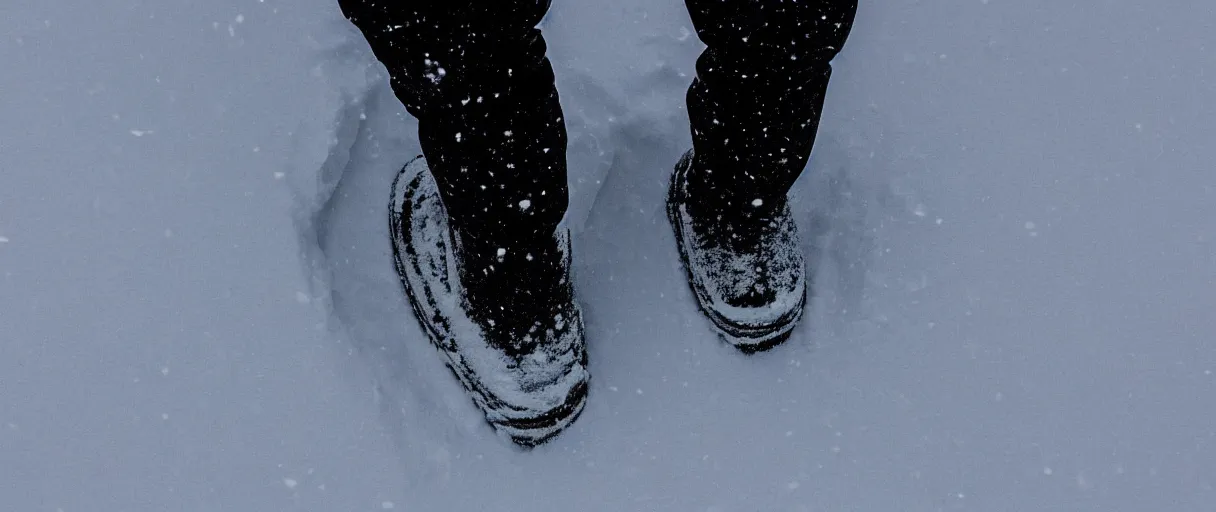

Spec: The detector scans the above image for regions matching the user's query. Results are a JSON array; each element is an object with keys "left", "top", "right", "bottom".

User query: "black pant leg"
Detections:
[
  {"left": 338, "top": 0, "right": 568, "bottom": 244},
  {"left": 683, "top": 0, "right": 857, "bottom": 213}
]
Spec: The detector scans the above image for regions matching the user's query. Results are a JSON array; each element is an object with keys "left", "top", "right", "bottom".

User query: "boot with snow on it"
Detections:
[
  {"left": 390, "top": 157, "right": 588, "bottom": 447},
  {"left": 667, "top": 150, "right": 807, "bottom": 352}
]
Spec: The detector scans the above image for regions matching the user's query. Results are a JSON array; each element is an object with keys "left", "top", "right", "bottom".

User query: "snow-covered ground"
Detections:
[{"left": 3, "top": 0, "right": 1214, "bottom": 510}]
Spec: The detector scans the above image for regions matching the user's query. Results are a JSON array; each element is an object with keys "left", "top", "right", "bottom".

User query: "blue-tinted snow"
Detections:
[{"left": 2, "top": 1, "right": 1214, "bottom": 510}]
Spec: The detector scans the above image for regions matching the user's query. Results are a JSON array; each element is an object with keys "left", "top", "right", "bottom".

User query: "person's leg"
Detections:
[
  {"left": 683, "top": 0, "right": 857, "bottom": 215},
  {"left": 339, "top": 0, "right": 586, "bottom": 446},
  {"left": 670, "top": 0, "right": 858, "bottom": 350},
  {"left": 338, "top": 0, "right": 568, "bottom": 245}
]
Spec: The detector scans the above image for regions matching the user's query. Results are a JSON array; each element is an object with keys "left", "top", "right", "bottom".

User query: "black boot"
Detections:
[
  {"left": 667, "top": 151, "right": 807, "bottom": 351},
  {"left": 390, "top": 157, "right": 587, "bottom": 446}
]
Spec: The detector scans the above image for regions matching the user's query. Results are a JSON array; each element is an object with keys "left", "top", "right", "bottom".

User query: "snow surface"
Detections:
[{"left": 3, "top": 0, "right": 1215, "bottom": 510}]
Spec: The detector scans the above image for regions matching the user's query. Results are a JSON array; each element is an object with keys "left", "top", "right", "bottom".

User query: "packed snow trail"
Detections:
[{"left": 3, "top": 0, "right": 1216, "bottom": 511}]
